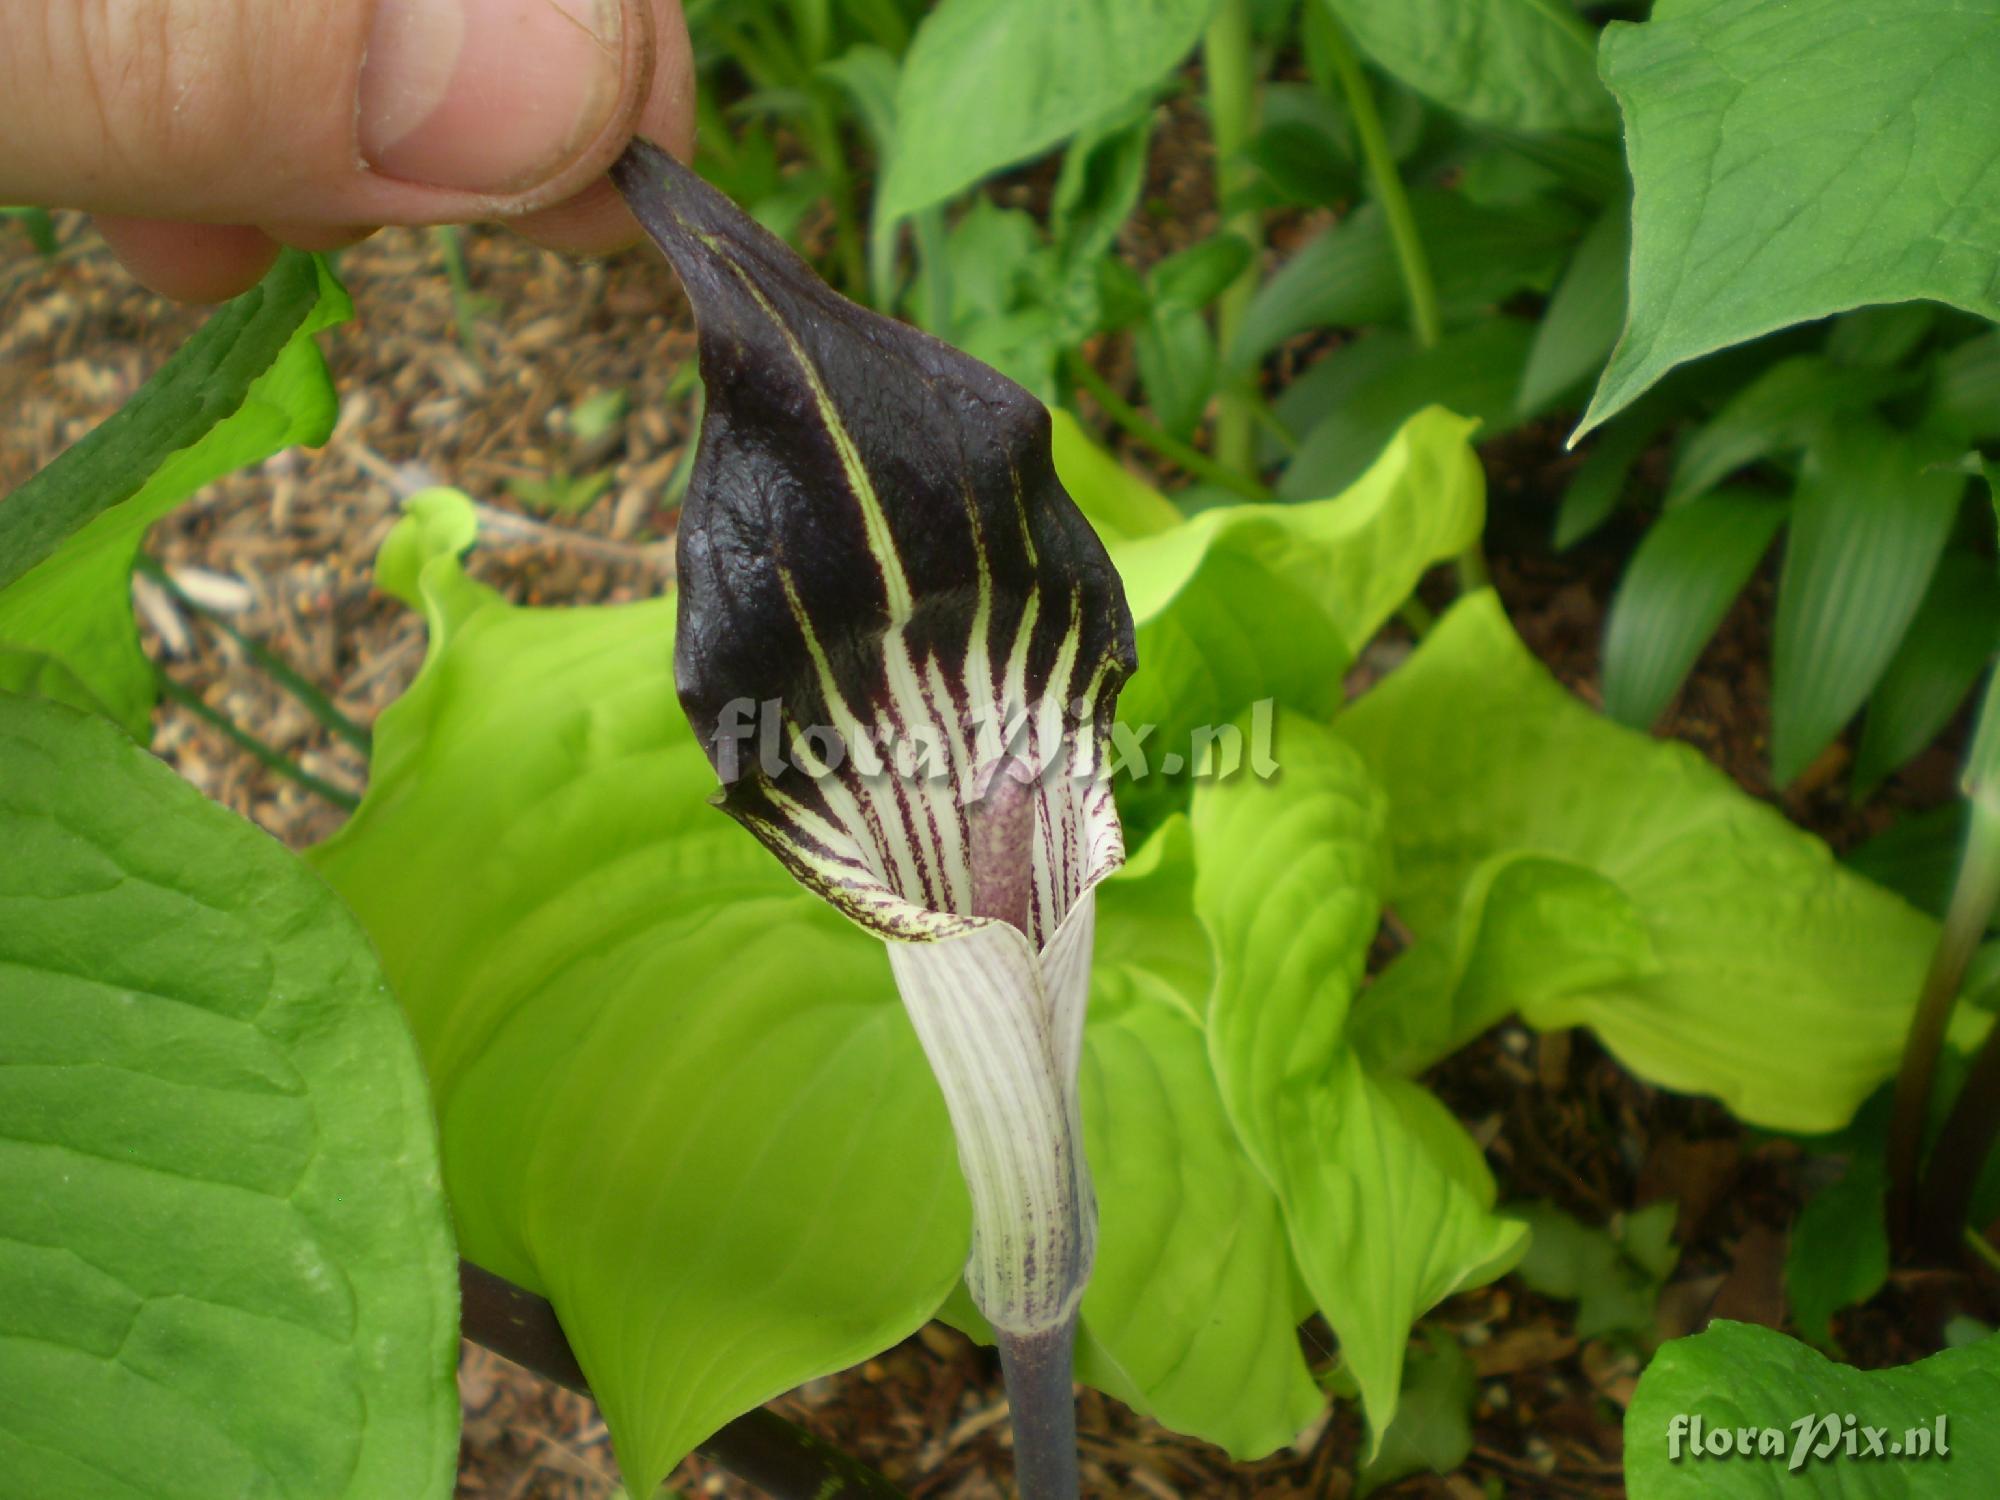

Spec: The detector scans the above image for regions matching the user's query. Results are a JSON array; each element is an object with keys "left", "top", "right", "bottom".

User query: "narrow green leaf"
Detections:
[
  {"left": 1241, "top": 85, "right": 1359, "bottom": 207},
  {"left": 1772, "top": 424, "right": 1964, "bottom": 785},
  {"left": 1844, "top": 803, "right": 1975, "bottom": 923},
  {"left": 1518, "top": 203, "right": 1629, "bottom": 415},
  {"left": 0, "top": 253, "right": 348, "bottom": 733},
  {"left": 1356, "top": 1334, "right": 1476, "bottom": 1498},
  {"left": 1626, "top": 1322, "right": 2000, "bottom": 1496},
  {"left": 1554, "top": 394, "right": 1675, "bottom": 550},
  {"left": 1665, "top": 355, "right": 1909, "bottom": 508},
  {"left": 1134, "top": 301, "right": 1219, "bottom": 440},
  {"left": 1280, "top": 319, "right": 1537, "bottom": 500},
  {"left": 1854, "top": 552, "right": 2000, "bottom": 796},
  {"left": 1581, "top": 0, "right": 2000, "bottom": 435},
  {"left": 1338, "top": 592, "right": 1942, "bottom": 1132},
  {"left": 1233, "top": 191, "right": 1581, "bottom": 367},
  {"left": 1321, "top": 0, "right": 1613, "bottom": 134},
  {"left": 880, "top": 0, "right": 1218, "bottom": 220},
  {"left": 0, "top": 694, "right": 457, "bottom": 1500},
  {"left": 1602, "top": 487, "right": 1787, "bottom": 728},
  {"left": 1149, "top": 233, "right": 1256, "bottom": 309},
  {"left": 1929, "top": 329, "right": 2000, "bottom": 443}
]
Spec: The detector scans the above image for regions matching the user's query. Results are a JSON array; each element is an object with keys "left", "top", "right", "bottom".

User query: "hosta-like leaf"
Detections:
[
  {"left": 1, "top": 694, "right": 457, "bottom": 1500},
  {"left": 1339, "top": 591, "right": 1943, "bottom": 1132},
  {"left": 313, "top": 493, "right": 967, "bottom": 1497},
  {"left": 1580, "top": 0, "right": 2000, "bottom": 434},
  {"left": 0, "top": 253, "right": 347, "bottom": 733},
  {"left": 1602, "top": 487, "right": 1787, "bottom": 728},
  {"left": 1772, "top": 422, "right": 1963, "bottom": 785}
]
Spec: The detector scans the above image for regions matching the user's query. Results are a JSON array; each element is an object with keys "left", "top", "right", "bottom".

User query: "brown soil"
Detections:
[{"left": 2, "top": 190, "right": 1990, "bottom": 1500}]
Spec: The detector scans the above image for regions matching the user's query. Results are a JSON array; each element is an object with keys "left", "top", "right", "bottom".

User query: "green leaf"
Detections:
[
  {"left": 1626, "top": 1321, "right": 1999, "bottom": 1496},
  {"left": 1665, "top": 355, "right": 1910, "bottom": 508},
  {"left": 1771, "top": 423, "right": 1964, "bottom": 785},
  {"left": 1149, "top": 232, "right": 1256, "bottom": 309},
  {"left": 0, "top": 253, "right": 348, "bottom": 733},
  {"left": 1048, "top": 409, "right": 1182, "bottom": 542},
  {"left": 1602, "top": 487, "right": 1787, "bottom": 728},
  {"left": 1854, "top": 551, "right": 2000, "bottom": 797},
  {"left": 1337, "top": 591, "right": 1940, "bottom": 1132},
  {"left": 1518, "top": 203, "right": 1629, "bottom": 415},
  {"left": 0, "top": 694, "right": 456, "bottom": 1499},
  {"left": 1241, "top": 85, "right": 1359, "bottom": 208},
  {"left": 1135, "top": 301, "right": 1219, "bottom": 439},
  {"left": 1233, "top": 191, "right": 1582, "bottom": 367},
  {"left": 1510, "top": 1200, "right": 1679, "bottom": 1342},
  {"left": 880, "top": 0, "right": 1217, "bottom": 220},
  {"left": 1554, "top": 395, "right": 1674, "bottom": 550},
  {"left": 1930, "top": 330, "right": 2000, "bottom": 443},
  {"left": 1356, "top": 1333, "right": 1477, "bottom": 1498},
  {"left": 1324, "top": 0, "right": 1612, "bottom": 133},
  {"left": 1279, "top": 319, "right": 1537, "bottom": 500},
  {"left": 1580, "top": 0, "right": 2000, "bottom": 435},
  {"left": 1192, "top": 715, "right": 1525, "bottom": 1447},
  {"left": 1844, "top": 804, "right": 1973, "bottom": 923},
  {"left": 1785, "top": 1158, "right": 1889, "bottom": 1351},
  {"left": 312, "top": 495, "right": 968, "bottom": 1498}
]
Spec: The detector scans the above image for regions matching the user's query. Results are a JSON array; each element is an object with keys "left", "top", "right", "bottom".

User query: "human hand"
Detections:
[{"left": 1, "top": 0, "right": 694, "bottom": 301}]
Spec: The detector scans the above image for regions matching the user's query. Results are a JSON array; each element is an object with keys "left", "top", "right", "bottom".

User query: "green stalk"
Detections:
[
  {"left": 156, "top": 672, "right": 360, "bottom": 811},
  {"left": 1068, "top": 353, "right": 1273, "bottom": 502},
  {"left": 1202, "top": 0, "right": 1262, "bottom": 476},
  {"left": 1313, "top": 13, "right": 1440, "bottom": 350},
  {"left": 136, "top": 555, "right": 370, "bottom": 752},
  {"left": 432, "top": 226, "right": 488, "bottom": 371}
]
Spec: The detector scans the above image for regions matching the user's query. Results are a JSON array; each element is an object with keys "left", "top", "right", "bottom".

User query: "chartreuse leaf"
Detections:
[
  {"left": 1602, "top": 487, "right": 1787, "bottom": 728},
  {"left": 1626, "top": 1321, "right": 2000, "bottom": 1496},
  {"left": 880, "top": 0, "right": 1218, "bottom": 221},
  {"left": 312, "top": 492, "right": 968, "bottom": 1498},
  {"left": 1853, "top": 551, "right": 2000, "bottom": 797},
  {"left": 0, "top": 694, "right": 456, "bottom": 1499},
  {"left": 1772, "top": 423, "right": 1964, "bottom": 785},
  {"left": 0, "top": 253, "right": 348, "bottom": 734},
  {"left": 1339, "top": 592, "right": 1941, "bottom": 1131},
  {"left": 1581, "top": 0, "right": 2000, "bottom": 435},
  {"left": 1191, "top": 714, "right": 1525, "bottom": 1448},
  {"left": 1321, "top": 0, "right": 1612, "bottom": 134}
]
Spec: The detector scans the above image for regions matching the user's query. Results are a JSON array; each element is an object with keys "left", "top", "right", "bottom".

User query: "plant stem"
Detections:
[
  {"left": 1891, "top": 794, "right": 2000, "bottom": 1251},
  {"left": 155, "top": 672, "right": 361, "bottom": 811},
  {"left": 1202, "top": 0, "right": 1262, "bottom": 475},
  {"left": 459, "top": 1261, "right": 910, "bottom": 1499},
  {"left": 1315, "top": 15, "right": 1440, "bottom": 351},
  {"left": 996, "top": 1320, "right": 1081, "bottom": 1500},
  {"left": 1067, "top": 353, "right": 1273, "bottom": 502},
  {"left": 432, "top": 226, "right": 487, "bottom": 371},
  {"left": 137, "top": 555, "right": 371, "bottom": 752}
]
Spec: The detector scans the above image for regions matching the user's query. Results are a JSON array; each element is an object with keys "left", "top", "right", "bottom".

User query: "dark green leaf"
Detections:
[
  {"left": 1510, "top": 1200, "right": 1679, "bottom": 1342},
  {"left": 1149, "top": 233, "right": 1256, "bottom": 309},
  {"left": 1930, "top": 330, "right": 2000, "bottom": 443},
  {"left": 1771, "top": 424, "right": 1964, "bottom": 785},
  {"left": 1666, "top": 355, "right": 1910, "bottom": 508},
  {"left": 1241, "top": 85, "right": 1358, "bottom": 207},
  {"left": 1827, "top": 302, "right": 1938, "bottom": 369},
  {"left": 1785, "top": 1159, "right": 1889, "bottom": 1350},
  {"left": 1602, "top": 488, "right": 1786, "bottom": 728},
  {"left": 1518, "top": 204, "right": 1628, "bottom": 415},
  {"left": 881, "top": 0, "right": 1215, "bottom": 219},
  {"left": 1279, "top": 319, "right": 1536, "bottom": 500},
  {"left": 1845, "top": 803, "right": 1973, "bottom": 922},
  {"left": 1233, "top": 191, "right": 1581, "bottom": 366},
  {"left": 1554, "top": 393, "right": 1677, "bottom": 550},
  {"left": 1626, "top": 1322, "right": 2000, "bottom": 1497},
  {"left": 0, "top": 695, "right": 457, "bottom": 1499},
  {"left": 1356, "top": 1333, "right": 1476, "bottom": 1497},
  {"left": 1581, "top": 0, "right": 2000, "bottom": 434},
  {"left": 0, "top": 251, "right": 341, "bottom": 593},
  {"left": 2, "top": 205, "right": 58, "bottom": 256},
  {"left": 1854, "top": 551, "right": 2000, "bottom": 796},
  {"left": 1135, "top": 302, "right": 1219, "bottom": 439}
]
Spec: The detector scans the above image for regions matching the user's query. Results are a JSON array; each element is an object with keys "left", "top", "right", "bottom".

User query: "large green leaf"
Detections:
[
  {"left": 0, "top": 694, "right": 456, "bottom": 1499},
  {"left": 0, "top": 253, "right": 348, "bottom": 734},
  {"left": 1771, "top": 423, "right": 1963, "bottom": 785},
  {"left": 1626, "top": 1321, "right": 2000, "bottom": 1496},
  {"left": 1581, "top": 0, "right": 2000, "bottom": 434},
  {"left": 1191, "top": 714, "right": 1525, "bottom": 1446},
  {"left": 1322, "top": 0, "right": 1612, "bottom": 134},
  {"left": 1602, "top": 487, "right": 1787, "bottom": 728},
  {"left": 1338, "top": 591, "right": 1941, "bottom": 1131},
  {"left": 880, "top": 0, "right": 1218, "bottom": 220}
]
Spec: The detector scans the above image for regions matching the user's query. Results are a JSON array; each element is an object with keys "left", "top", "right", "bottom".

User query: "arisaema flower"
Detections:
[{"left": 612, "top": 141, "right": 1136, "bottom": 1497}]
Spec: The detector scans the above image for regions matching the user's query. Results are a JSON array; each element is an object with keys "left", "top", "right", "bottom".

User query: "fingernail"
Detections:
[{"left": 360, "top": 0, "right": 623, "bottom": 196}]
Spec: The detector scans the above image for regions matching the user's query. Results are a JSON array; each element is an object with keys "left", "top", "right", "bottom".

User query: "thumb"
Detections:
[{"left": 2, "top": 0, "right": 654, "bottom": 224}]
